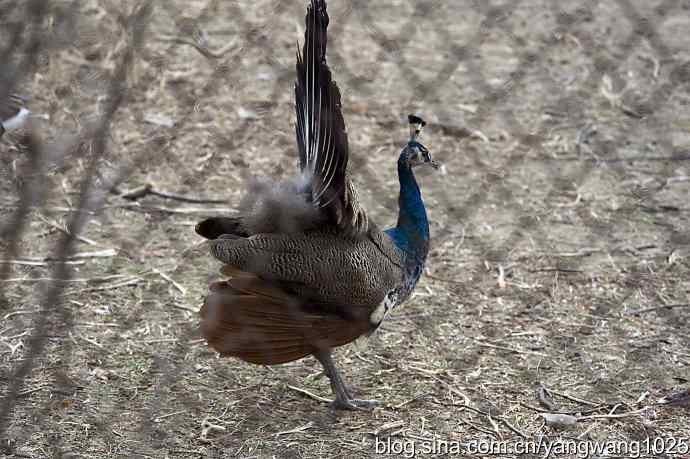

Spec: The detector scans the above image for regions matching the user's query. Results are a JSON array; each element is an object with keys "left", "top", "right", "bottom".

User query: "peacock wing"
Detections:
[{"left": 295, "top": 0, "right": 368, "bottom": 236}]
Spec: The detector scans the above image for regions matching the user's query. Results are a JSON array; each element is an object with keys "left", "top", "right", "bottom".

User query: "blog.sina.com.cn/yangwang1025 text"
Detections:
[{"left": 374, "top": 436, "right": 690, "bottom": 458}]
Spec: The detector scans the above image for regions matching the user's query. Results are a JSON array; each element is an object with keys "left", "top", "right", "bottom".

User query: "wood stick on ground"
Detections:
[
  {"left": 2, "top": 274, "right": 129, "bottom": 283},
  {"left": 624, "top": 303, "right": 690, "bottom": 315},
  {"left": 372, "top": 420, "right": 405, "bottom": 436},
  {"left": 0, "top": 260, "right": 85, "bottom": 267},
  {"left": 120, "top": 183, "right": 227, "bottom": 204},
  {"left": 458, "top": 417, "right": 497, "bottom": 437},
  {"left": 499, "top": 418, "right": 528, "bottom": 439},
  {"left": 153, "top": 268, "right": 187, "bottom": 295},
  {"left": 519, "top": 402, "right": 610, "bottom": 416},
  {"left": 78, "top": 277, "right": 142, "bottom": 293},
  {"left": 472, "top": 338, "right": 548, "bottom": 357},
  {"left": 405, "top": 367, "right": 471, "bottom": 405},
  {"left": 286, "top": 385, "right": 332, "bottom": 403},
  {"left": 71, "top": 332, "right": 104, "bottom": 349},
  {"left": 536, "top": 384, "right": 559, "bottom": 411},
  {"left": 275, "top": 421, "right": 314, "bottom": 437},
  {"left": 4, "top": 249, "right": 116, "bottom": 262},
  {"left": 578, "top": 406, "right": 650, "bottom": 421},
  {"left": 36, "top": 214, "right": 100, "bottom": 246},
  {"left": 394, "top": 392, "right": 430, "bottom": 409},
  {"left": 546, "top": 388, "right": 600, "bottom": 406},
  {"left": 51, "top": 249, "right": 117, "bottom": 260},
  {"left": 487, "top": 415, "right": 503, "bottom": 440},
  {"left": 456, "top": 402, "right": 528, "bottom": 439},
  {"left": 158, "top": 36, "right": 238, "bottom": 60}
]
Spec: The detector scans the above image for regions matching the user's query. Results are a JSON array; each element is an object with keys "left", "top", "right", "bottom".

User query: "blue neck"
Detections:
[{"left": 385, "top": 158, "right": 430, "bottom": 264}]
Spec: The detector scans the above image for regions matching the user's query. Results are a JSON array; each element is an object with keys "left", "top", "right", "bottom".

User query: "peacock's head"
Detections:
[{"left": 399, "top": 114, "right": 439, "bottom": 169}]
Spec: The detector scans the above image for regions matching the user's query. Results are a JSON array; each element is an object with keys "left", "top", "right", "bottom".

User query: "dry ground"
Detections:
[{"left": 1, "top": 0, "right": 689, "bottom": 457}]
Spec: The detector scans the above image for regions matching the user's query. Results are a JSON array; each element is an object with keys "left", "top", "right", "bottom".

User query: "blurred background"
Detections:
[{"left": 0, "top": 0, "right": 688, "bottom": 457}]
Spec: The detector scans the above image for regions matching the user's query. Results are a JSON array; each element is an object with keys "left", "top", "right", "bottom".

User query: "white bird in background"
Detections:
[{"left": 0, "top": 94, "right": 30, "bottom": 138}]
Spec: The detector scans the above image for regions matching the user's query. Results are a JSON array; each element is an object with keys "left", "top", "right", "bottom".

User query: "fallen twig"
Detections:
[
  {"left": 159, "top": 36, "right": 238, "bottom": 59},
  {"left": 543, "top": 248, "right": 603, "bottom": 257},
  {"left": 200, "top": 416, "right": 226, "bottom": 441},
  {"left": 405, "top": 366, "right": 470, "bottom": 405},
  {"left": 78, "top": 277, "right": 142, "bottom": 293},
  {"left": 624, "top": 304, "right": 690, "bottom": 316},
  {"left": 120, "top": 183, "right": 227, "bottom": 204},
  {"left": 536, "top": 384, "right": 559, "bottom": 411},
  {"left": 394, "top": 393, "right": 430, "bottom": 409},
  {"left": 172, "top": 303, "right": 198, "bottom": 313},
  {"left": 153, "top": 268, "right": 186, "bottom": 295},
  {"left": 152, "top": 410, "right": 186, "bottom": 423},
  {"left": 546, "top": 388, "right": 600, "bottom": 406},
  {"left": 0, "top": 249, "right": 115, "bottom": 265},
  {"left": 36, "top": 214, "right": 100, "bottom": 246},
  {"left": 576, "top": 124, "right": 597, "bottom": 155},
  {"left": 0, "top": 260, "right": 85, "bottom": 267},
  {"left": 472, "top": 338, "right": 547, "bottom": 357},
  {"left": 578, "top": 406, "right": 650, "bottom": 420},
  {"left": 519, "top": 402, "right": 609, "bottom": 416},
  {"left": 372, "top": 420, "right": 405, "bottom": 436},
  {"left": 70, "top": 332, "right": 104, "bottom": 349},
  {"left": 286, "top": 384, "right": 331, "bottom": 404},
  {"left": 276, "top": 421, "right": 314, "bottom": 437},
  {"left": 2, "top": 274, "right": 128, "bottom": 283},
  {"left": 528, "top": 267, "right": 583, "bottom": 273},
  {"left": 432, "top": 397, "right": 528, "bottom": 439},
  {"left": 458, "top": 403, "right": 528, "bottom": 439},
  {"left": 458, "top": 417, "right": 497, "bottom": 436}
]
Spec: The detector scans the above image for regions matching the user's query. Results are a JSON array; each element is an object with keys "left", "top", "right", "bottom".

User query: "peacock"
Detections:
[
  {"left": 0, "top": 94, "right": 30, "bottom": 138},
  {"left": 195, "top": 0, "right": 438, "bottom": 410}
]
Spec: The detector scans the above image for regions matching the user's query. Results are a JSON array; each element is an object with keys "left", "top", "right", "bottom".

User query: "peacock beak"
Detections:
[{"left": 419, "top": 144, "right": 440, "bottom": 170}]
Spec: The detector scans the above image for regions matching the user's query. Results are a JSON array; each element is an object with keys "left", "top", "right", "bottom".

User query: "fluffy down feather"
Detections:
[{"left": 237, "top": 173, "right": 326, "bottom": 235}]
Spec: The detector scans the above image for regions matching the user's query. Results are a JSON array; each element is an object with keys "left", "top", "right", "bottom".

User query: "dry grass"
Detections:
[{"left": 1, "top": 0, "right": 689, "bottom": 457}]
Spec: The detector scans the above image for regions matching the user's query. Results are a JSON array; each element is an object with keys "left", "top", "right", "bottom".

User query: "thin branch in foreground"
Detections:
[{"left": 0, "top": 1, "right": 153, "bottom": 435}]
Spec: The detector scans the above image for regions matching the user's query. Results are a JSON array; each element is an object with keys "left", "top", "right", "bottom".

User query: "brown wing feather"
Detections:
[{"left": 200, "top": 273, "right": 371, "bottom": 365}]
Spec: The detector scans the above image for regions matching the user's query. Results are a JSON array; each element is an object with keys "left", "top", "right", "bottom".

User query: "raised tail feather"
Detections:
[{"left": 199, "top": 273, "right": 370, "bottom": 365}]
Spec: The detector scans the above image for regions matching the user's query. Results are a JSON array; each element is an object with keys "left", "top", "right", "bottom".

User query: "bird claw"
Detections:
[{"left": 331, "top": 398, "right": 378, "bottom": 411}]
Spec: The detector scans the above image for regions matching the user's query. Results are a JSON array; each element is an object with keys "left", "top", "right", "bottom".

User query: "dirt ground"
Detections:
[{"left": 1, "top": 0, "right": 689, "bottom": 457}]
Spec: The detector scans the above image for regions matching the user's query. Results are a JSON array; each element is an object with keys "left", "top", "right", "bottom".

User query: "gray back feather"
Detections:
[
  {"left": 210, "top": 229, "right": 403, "bottom": 310},
  {"left": 238, "top": 174, "right": 326, "bottom": 235}
]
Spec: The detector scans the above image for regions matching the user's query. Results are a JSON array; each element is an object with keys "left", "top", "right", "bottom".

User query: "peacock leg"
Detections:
[{"left": 314, "top": 349, "right": 377, "bottom": 411}]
